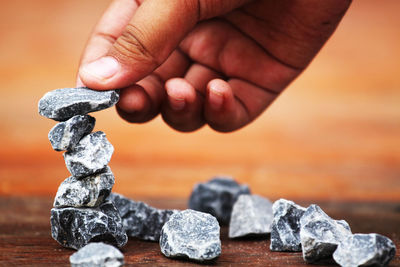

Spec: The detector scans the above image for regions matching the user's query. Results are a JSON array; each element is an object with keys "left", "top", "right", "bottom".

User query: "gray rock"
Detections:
[
  {"left": 188, "top": 176, "right": 251, "bottom": 224},
  {"left": 300, "top": 204, "right": 352, "bottom": 263},
  {"left": 333, "top": 233, "right": 396, "bottom": 267},
  {"left": 160, "top": 209, "right": 221, "bottom": 262},
  {"left": 270, "top": 199, "right": 306, "bottom": 252},
  {"left": 229, "top": 194, "right": 273, "bottom": 238},
  {"left": 51, "top": 201, "right": 127, "bottom": 250},
  {"left": 48, "top": 115, "right": 95, "bottom": 151},
  {"left": 70, "top": 242, "right": 124, "bottom": 267},
  {"left": 53, "top": 167, "right": 114, "bottom": 208},
  {"left": 38, "top": 87, "right": 119, "bottom": 121},
  {"left": 107, "top": 193, "right": 178, "bottom": 241},
  {"left": 64, "top": 131, "right": 113, "bottom": 178}
]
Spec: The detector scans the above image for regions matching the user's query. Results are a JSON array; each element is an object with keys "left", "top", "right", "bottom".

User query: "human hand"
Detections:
[{"left": 77, "top": 0, "right": 351, "bottom": 132}]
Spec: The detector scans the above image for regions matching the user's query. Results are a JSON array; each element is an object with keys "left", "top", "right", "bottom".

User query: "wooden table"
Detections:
[{"left": 0, "top": 197, "right": 399, "bottom": 266}]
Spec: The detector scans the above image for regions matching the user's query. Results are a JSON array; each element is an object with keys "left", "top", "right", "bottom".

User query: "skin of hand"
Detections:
[{"left": 77, "top": 0, "right": 351, "bottom": 132}]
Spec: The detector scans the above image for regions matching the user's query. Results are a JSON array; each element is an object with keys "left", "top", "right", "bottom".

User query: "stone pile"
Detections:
[{"left": 38, "top": 87, "right": 127, "bottom": 250}]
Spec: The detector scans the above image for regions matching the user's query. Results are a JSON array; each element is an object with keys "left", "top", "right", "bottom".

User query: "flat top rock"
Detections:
[
  {"left": 160, "top": 209, "right": 221, "bottom": 262},
  {"left": 70, "top": 242, "right": 124, "bottom": 267},
  {"left": 38, "top": 87, "right": 119, "bottom": 121},
  {"left": 229, "top": 194, "right": 273, "bottom": 238},
  {"left": 51, "top": 201, "right": 127, "bottom": 250},
  {"left": 333, "top": 233, "right": 396, "bottom": 267}
]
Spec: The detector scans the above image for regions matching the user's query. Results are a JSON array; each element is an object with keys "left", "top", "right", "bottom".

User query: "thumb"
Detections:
[{"left": 79, "top": 0, "right": 250, "bottom": 90}]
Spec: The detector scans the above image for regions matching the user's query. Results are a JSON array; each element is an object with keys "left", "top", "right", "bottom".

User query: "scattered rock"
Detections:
[
  {"left": 64, "top": 131, "right": 114, "bottom": 178},
  {"left": 53, "top": 167, "right": 114, "bottom": 208},
  {"left": 333, "top": 233, "right": 396, "bottom": 267},
  {"left": 38, "top": 87, "right": 119, "bottom": 121},
  {"left": 160, "top": 209, "right": 221, "bottom": 262},
  {"left": 300, "top": 204, "right": 352, "bottom": 263},
  {"left": 108, "top": 193, "right": 178, "bottom": 241},
  {"left": 229, "top": 194, "right": 273, "bottom": 238},
  {"left": 48, "top": 115, "right": 95, "bottom": 151},
  {"left": 51, "top": 201, "right": 127, "bottom": 250},
  {"left": 70, "top": 242, "right": 124, "bottom": 267},
  {"left": 188, "top": 176, "right": 250, "bottom": 224},
  {"left": 270, "top": 199, "right": 306, "bottom": 252}
]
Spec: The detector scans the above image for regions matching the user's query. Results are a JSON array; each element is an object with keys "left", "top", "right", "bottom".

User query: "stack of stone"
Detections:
[{"left": 38, "top": 87, "right": 127, "bottom": 250}]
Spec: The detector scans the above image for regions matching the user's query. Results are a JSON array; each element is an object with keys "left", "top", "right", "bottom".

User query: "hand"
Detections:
[{"left": 77, "top": 0, "right": 351, "bottom": 132}]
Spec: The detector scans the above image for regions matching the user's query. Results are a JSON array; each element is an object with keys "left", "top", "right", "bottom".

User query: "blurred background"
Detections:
[{"left": 0, "top": 0, "right": 399, "bottom": 202}]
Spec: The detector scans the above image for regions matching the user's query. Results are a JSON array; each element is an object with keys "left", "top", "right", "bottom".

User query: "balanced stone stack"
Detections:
[{"left": 38, "top": 87, "right": 127, "bottom": 250}]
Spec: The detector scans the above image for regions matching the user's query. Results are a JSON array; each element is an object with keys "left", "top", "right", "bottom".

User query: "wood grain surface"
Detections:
[
  {"left": 0, "top": 196, "right": 399, "bottom": 266},
  {"left": 0, "top": 1, "right": 399, "bottom": 201}
]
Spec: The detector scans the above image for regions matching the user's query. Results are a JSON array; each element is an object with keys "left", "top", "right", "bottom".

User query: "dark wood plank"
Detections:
[{"left": 0, "top": 197, "right": 399, "bottom": 266}]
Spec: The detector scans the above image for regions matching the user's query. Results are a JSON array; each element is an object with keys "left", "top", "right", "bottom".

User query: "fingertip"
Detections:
[
  {"left": 79, "top": 56, "right": 123, "bottom": 90},
  {"left": 165, "top": 78, "right": 196, "bottom": 111},
  {"left": 117, "top": 85, "right": 150, "bottom": 114},
  {"left": 207, "top": 79, "right": 233, "bottom": 111}
]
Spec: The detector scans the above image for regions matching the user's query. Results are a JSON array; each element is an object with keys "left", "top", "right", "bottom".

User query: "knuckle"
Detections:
[{"left": 113, "top": 24, "right": 159, "bottom": 67}]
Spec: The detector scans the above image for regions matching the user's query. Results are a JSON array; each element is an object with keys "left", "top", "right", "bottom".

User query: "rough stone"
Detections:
[
  {"left": 160, "top": 209, "right": 221, "bottom": 262},
  {"left": 300, "top": 204, "right": 352, "bottom": 263},
  {"left": 270, "top": 198, "right": 306, "bottom": 252},
  {"left": 38, "top": 87, "right": 119, "bottom": 121},
  {"left": 108, "top": 193, "right": 178, "bottom": 241},
  {"left": 229, "top": 194, "right": 273, "bottom": 238},
  {"left": 70, "top": 242, "right": 124, "bottom": 267},
  {"left": 48, "top": 115, "right": 95, "bottom": 151},
  {"left": 333, "top": 233, "right": 396, "bottom": 267},
  {"left": 53, "top": 167, "right": 114, "bottom": 208},
  {"left": 51, "top": 201, "right": 127, "bottom": 250},
  {"left": 188, "top": 176, "right": 251, "bottom": 224},
  {"left": 64, "top": 131, "right": 113, "bottom": 178}
]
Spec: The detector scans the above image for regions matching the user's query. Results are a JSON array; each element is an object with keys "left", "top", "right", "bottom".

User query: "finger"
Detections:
[
  {"left": 161, "top": 78, "right": 204, "bottom": 132},
  {"left": 184, "top": 63, "right": 223, "bottom": 96},
  {"left": 76, "top": 0, "right": 140, "bottom": 87},
  {"left": 117, "top": 50, "right": 190, "bottom": 123},
  {"left": 161, "top": 64, "right": 222, "bottom": 132},
  {"left": 117, "top": 74, "right": 164, "bottom": 123},
  {"left": 79, "top": 0, "right": 251, "bottom": 90},
  {"left": 180, "top": 20, "right": 300, "bottom": 92},
  {"left": 204, "top": 78, "right": 277, "bottom": 132}
]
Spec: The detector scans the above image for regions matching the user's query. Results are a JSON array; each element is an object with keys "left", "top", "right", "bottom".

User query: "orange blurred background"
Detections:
[{"left": 0, "top": 0, "right": 399, "bottom": 201}]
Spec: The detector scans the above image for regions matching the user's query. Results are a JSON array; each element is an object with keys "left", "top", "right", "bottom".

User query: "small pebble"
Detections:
[
  {"left": 333, "top": 233, "right": 396, "bottom": 267},
  {"left": 70, "top": 242, "right": 124, "bottom": 267},
  {"left": 48, "top": 115, "right": 95, "bottom": 151},
  {"left": 270, "top": 198, "right": 306, "bottom": 252},
  {"left": 38, "top": 87, "right": 119, "bottom": 121},
  {"left": 53, "top": 167, "right": 114, "bottom": 208},
  {"left": 64, "top": 131, "right": 113, "bottom": 178},
  {"left": 300, "top": 204, "right": 352, "bottom": 263},
  {"left": 229, "top": 194, "right": 273, "bottom": 238},
  {"left": 160, "top": 209, "right": 221, "bottom": 262},
  {"left": 188, "top": 176, "right": 250, "bottom": 224}
]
